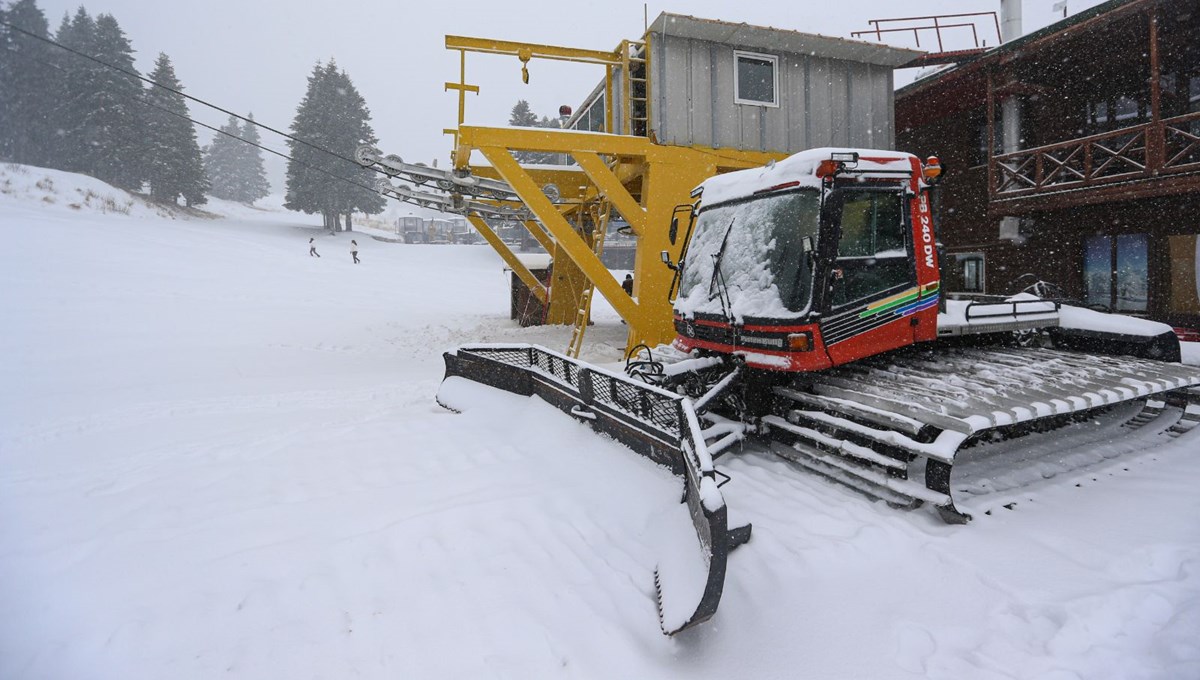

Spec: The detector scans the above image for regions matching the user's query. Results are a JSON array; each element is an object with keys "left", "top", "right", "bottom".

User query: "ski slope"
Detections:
[{"left": 2, "top": 165, "right": 1199, "bottom": 679}]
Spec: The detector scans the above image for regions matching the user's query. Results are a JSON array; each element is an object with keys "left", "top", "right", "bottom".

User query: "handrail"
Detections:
[
  {"left": 963, "top": 298, "right": 1060, "bottom": 321},
  {"left": 987, "top": 114, "right": 1200, "bottom": 198},
  {"left": 993, "top": 122, "right": 1150, "bottom": 160},
  {"left": 852, "top": 12, "right": 1000, "bottom": 52}
]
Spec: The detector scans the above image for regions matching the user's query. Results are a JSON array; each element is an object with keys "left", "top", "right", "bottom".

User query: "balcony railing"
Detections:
[{"left": 991, "top": 111, "right": 1200, "bottom": 199}]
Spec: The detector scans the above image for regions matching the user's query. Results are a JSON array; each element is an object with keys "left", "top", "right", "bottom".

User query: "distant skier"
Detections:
[
  {"left": 308, "top": 237, "right": 320, "bottom": 258},
  {"left": 350, "top": 239, "right": 360, "bottom": 264},
  {"left": 622, "top": 273, "right": 634, "bottom": 296}
]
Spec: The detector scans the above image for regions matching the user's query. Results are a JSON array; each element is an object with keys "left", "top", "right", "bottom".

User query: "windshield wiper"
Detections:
[{"left": 709, "top": 218, "right": 736, "bottom": 321}]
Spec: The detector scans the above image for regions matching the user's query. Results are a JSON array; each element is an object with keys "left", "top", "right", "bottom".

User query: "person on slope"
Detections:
[
  {"left": 350, "top": 239, "right": 360, "bottom": 265},
  {"left": 308, "top": 238, "right": 320, "bottom": 258}
]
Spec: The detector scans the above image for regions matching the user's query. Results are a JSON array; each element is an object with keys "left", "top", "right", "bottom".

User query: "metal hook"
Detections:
[{"left": 518, "top": 48, "right": 531, "bottom": 84}]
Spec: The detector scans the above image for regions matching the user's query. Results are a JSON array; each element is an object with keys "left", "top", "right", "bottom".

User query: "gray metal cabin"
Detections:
[{"left": 571, "top": 14, "right": 920, "bottom": 154}]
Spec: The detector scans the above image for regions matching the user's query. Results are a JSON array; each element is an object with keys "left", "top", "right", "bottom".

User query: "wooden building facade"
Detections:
[{"left": 896, "top": 0, "right": 1200, "bottom": 329}]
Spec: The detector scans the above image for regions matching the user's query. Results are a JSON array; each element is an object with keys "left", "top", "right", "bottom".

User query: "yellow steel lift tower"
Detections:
[
  {"left": 358, "top": 19, "right": 916, "bottom": 357},
  {"left": 438, "top": 35, "right": 785, "bottom": 357}
]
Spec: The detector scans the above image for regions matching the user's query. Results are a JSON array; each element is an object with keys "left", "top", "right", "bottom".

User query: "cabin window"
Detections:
[
  {"left": 830, "top": 190, "right": 911, "bottom": 308},
  {"left": 734, "top": 51, "right": 778, "bottom": 107}
]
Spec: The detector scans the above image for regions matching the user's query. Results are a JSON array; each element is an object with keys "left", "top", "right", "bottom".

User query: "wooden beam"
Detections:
[
  {"left": 1147, "top": 8, "right": 1163, "bottom": 169},
  {"left": 987, "top": 68, "right": 996, "bottom": 200},
  {"left": 989, "top": 172, "right": 1200, "bottom": 216}
]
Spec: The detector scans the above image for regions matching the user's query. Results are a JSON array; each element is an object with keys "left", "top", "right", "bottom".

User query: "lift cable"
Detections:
[
  {"left": 1, "top": 45, "right": 390, "bottom": 200},
  {"left": 0, "top": 18, "right": 372, "bottom": 173}
]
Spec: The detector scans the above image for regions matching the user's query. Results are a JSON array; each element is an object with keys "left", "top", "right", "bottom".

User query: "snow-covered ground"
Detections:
[{"left": 2, "top": 165, "right": 1199, "bottom": 679}]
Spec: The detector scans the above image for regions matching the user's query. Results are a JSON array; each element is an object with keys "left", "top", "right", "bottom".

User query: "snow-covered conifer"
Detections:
[
  {"left": 284, "top": 60, "right": 383, "bottom": 230},
  {"left": 50, "top": 8, "right": 96, "bottom": 174},
  {"left": 144, "top": 53, "right": 208, "bottom": 206},
  {"left": 84, "top": 14, "right": 144, "bottom": 190},
  {"left": 235, "top": 113, "right": 271, "bottom": 203},
  {"left": 203, "top": 115, "right": 244, "bottom": 201},
  {"left": 0, "top": 0, "right": 59, "bottom": 167}
]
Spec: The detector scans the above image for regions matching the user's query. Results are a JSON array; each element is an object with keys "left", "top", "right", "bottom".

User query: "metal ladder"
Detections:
[
  {"left": 621, "top": 40, "right": 649, "bottom": 137},
  {"left": 566, "top": 201, "right": 614, "bottom": 358}
]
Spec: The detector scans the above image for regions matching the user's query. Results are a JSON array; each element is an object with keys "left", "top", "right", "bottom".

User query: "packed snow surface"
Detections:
[{"left": 3, "top": 165, "right": 1200, "bottom": 679}]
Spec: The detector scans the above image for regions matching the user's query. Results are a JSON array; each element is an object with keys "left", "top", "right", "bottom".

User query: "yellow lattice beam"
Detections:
[
  {"left": 480, "top": 146, "right": 638, "bottom": 322},
  {"left": 445, "top": 35, "right": 621, "bottom": 65}
]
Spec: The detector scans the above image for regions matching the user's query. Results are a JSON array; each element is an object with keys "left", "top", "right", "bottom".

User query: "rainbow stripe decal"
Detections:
[
  {"left": 859, "top": 281, "right": 941, "bottom": 319},
  {"left": 822, "top": 281, "right": 940, "bottom": 346}
]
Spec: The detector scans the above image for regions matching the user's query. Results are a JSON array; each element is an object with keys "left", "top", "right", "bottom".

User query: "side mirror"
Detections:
[
  {"left": 660, "top": 250, "right": 677, "bottom": 271},
  {"left": 668, "top": 203, "right": 694, "bottom": 246}
]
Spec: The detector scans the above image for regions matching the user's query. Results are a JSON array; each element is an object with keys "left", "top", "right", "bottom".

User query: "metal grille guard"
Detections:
[{"left": 439, "top": 343, "right": 747, "bottom": 635}]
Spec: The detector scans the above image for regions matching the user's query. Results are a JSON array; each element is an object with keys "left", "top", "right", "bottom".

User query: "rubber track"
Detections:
[{"left": 765, "top": 346, "right": 1200, "bottom": 523}]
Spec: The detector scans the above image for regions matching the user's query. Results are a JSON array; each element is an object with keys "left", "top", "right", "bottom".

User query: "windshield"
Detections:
[{"left": 675, "top": 191, "right": 820, "bottom": 321}]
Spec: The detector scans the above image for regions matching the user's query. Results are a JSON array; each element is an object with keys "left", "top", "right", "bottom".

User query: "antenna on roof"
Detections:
[{"left": 644, "top": 3, "right": 648, "bottom": 33}]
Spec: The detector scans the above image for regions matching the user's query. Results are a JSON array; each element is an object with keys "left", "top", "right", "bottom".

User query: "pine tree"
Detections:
[
  {"left": 508, "top": 99, "right": 539, "bottom": 127},
  {"left": 203, "top": 114, "right": 243, "bottom": 201},
  {"left": 507, "top": 99, "right": 557, "bottom": 164},
  {"left": 52, "top": 8, "right": 96, "bottom": 174},
  {"left": 0, "top": 0, "right": 59, "bottom": 166},
  {"left": 86, "top": 13, "right": 144, "bottom": 191},
  {"left": 203, "top": 113, "right": 271, "bottom": 204},
  {"left": 284, "top": 60, "right": 384, "bottom": 231},
  {"left": 322, "top": 64, "right": 384, "bottom": 228},
  {"left": 236, "top": 114, "right": 271, "bottom": 203},
  {"left": 284, "top": 63, "right": 331, "bottom": 224},
  {"left": 144, "top": 53, "right": 208, "bottom": 206}
]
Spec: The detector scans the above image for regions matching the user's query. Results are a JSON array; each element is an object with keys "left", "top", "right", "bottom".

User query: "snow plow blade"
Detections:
[{"left": 437, "top": 344, "right": 747, "bottom": 635}]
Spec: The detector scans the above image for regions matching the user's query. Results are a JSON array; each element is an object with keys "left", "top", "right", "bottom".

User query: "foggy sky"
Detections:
[{"left": 29, "top": 0, "right": 1108, "bottom": 188}]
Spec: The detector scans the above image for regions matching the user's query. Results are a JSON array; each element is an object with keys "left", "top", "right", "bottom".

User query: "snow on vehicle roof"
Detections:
[{"left": 697, "top": 147, "right": 918, "bottom": 207}]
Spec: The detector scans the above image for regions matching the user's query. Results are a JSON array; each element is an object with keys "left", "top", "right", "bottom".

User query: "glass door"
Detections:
[
  {"left": 1082, "top": 233, "right": 1149, "bottom": 312},
  {"left": 1083, "top": 235, "right": 1112, "bottom": 310},
  {"left": 1114, "top": 234, "right": 1148, "bottom": 312}
]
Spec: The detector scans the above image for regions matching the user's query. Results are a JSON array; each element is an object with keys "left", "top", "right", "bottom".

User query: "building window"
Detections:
[
  {"left": 1190, "top": 76, "right": 1200, "bottom": 139},
  {"left": 1113, "top": 95, "right": 1142, "bottom": 124},
  {"left": 734, "top": 51, "right": 778, "bottom": 107},
  {"left": 956, "top": 254, "right": 986, "bottom": 293},
  {"left": 1083, "top": 234, "right": 1149, "bottom": 313},
  {"left": 975, "top": 119, "right": 1002, "bottom": 166},
  {"left": 570, "top": 93, "right": 606, "bottom": 133}
]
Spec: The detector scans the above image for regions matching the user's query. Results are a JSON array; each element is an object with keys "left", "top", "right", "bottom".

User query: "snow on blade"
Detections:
[{"left": 653, "top": 502, "right": 713, "bottom": 634}]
